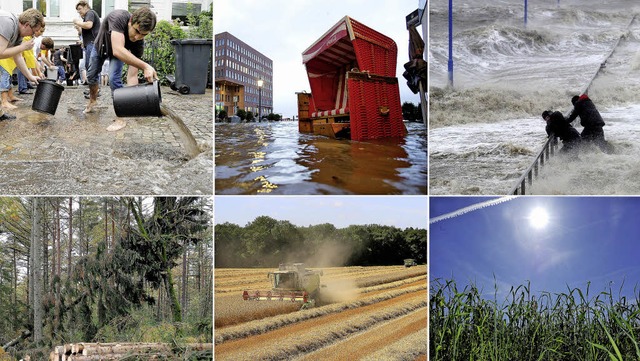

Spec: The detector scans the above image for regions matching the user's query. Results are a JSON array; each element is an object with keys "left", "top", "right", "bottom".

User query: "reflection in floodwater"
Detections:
[{"left": 215, "top": 122, "right": 427, "bottom": 194}]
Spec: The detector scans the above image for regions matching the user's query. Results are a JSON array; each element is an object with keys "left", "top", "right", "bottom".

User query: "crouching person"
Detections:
[
  {"left": 542, "top": 110, "right": 581, "bottom": 153},
  {"left": 83, "top": 7, "right": 157, "bottom": 131}
]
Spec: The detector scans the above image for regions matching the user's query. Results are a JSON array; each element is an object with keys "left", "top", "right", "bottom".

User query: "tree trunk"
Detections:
[
  {"left": 56, "top": 202, "right": 61, "bottom": 278},
  {"left": 104, "top": 199, "right": 108, "bottom": 252},
  {"left": 12, "top": 237, "right": 17, "bottom": 329},
  {"left": 43, "top": 201, "right": 49, "bottom": 296},
  {"left": 163, "top": 269, "right": 182, "bottom": 323},
  {"left": 68, "top": 197, "right": 73, "bottom": 278},
  {"left": 181, "top": 244, "right": 188, "bottom": 319},
  {"left": 78, "top": 198, "right": 84, "bottom": 257},
  {"left": 111, "top": 202, "right": 115, "bottom": 249},
  {"left": 27, "top": 227, "right": 32, "bottom": 319},
  {"left": 32, "top": 198, "right": 43, "bottom": 344},
  {"left": 197, "top": 242, "right": 202, "bottom": 293},
  {"left": 3, "top": 330, "right": 31, "bottom": 350}
]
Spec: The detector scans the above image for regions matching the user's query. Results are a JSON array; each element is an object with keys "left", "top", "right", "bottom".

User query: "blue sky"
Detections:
[
  {"left": 430, "top": 196, "right": 640, "bottom": 301},
  {"left": 214, "top": 0, "right": 422, "bottom": 118},
  {"left": 215, "top": 196, "right": 427, "bottom": 229}
]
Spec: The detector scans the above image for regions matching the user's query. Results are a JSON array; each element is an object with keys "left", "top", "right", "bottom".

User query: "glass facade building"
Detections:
[{"left": 214, "top": 32, "right": 273, "bottom": 118}]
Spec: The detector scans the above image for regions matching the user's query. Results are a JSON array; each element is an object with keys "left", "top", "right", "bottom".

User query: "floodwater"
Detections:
[
  {"left": 429, "top": 0, "right": 640, "bottom": 194},
  {"left": 215, "top": 122, "right": 426, "bottom": 194},
  {"left": 0, "top": 86, "right": 213, "bottom": 195},
  {"left": 160, "top": 104, "right": 201, "bottom": 159}
]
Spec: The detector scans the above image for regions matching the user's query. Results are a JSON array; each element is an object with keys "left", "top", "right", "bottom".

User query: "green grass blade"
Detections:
[{"left": 596, "top": 316, "right": 623, "bottom": 361}]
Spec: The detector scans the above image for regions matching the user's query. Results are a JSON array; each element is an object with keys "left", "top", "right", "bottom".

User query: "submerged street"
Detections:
[{"left": 0, "top": 84, "right": 213, "bottom": 195}]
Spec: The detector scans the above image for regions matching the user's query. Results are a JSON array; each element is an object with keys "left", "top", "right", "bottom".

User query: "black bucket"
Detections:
[
  {"left": 31, "top": 79, "right": 65, "bottom": 115},
  {"left": 113, "top": 80, "right": 162, "bottom": 117},
  {"left": 69, "top": 44, "right": 83, "bottom": 61}
]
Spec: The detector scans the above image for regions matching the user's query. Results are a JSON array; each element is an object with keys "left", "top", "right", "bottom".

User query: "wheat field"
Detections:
[{"left": 215, "top": 265, "right": 427, "bottom": 360}]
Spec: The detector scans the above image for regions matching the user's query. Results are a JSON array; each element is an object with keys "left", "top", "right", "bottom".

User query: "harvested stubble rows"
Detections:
[{"left": 215, "top": 266, "right": 427, "bottom": 360}]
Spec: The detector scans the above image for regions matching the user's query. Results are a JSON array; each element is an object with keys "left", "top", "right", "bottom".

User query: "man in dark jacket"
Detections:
[
  {"left": 566, "top": 94, "right": 612, "bottom": 153},
  {"left": 542, "top": 110, "right": 581, "bottom": 153}
]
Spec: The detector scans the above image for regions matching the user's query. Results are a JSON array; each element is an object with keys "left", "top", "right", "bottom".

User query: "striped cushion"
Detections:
[{"left": 311, "top": 66, "right": 350, "bottom": 118}]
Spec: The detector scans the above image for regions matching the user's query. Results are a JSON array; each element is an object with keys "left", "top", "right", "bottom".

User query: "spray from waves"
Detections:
[
  {"left": 430, "top": 197, "right": 517, "bottom": 225},
  {"left": 554, "top": 7, "right": 633, "bottom": 27},
  {"left": 529, "top": 145, "right": 640, "bottom": 195},
  {"left": 430, "top": 77, "right": 640, "bottom": 128},
  {"left": 632, "top": 51, "right": 640, "bottom": 70},
  {"left": 462, "top": 25, "right": 554, "bottom": 58},
  {"left": 429, "top": 87, "right": 575, "bottom": 128}
]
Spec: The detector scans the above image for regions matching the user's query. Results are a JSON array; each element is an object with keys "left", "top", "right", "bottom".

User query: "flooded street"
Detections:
[
  {"left": 215, "top": 121, "right": 426, "bottom": 194},
  {"left": 0, "top": 85, "right": 213, "bottom": 195}
]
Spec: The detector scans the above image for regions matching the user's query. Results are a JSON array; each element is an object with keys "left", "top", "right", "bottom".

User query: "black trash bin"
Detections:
[{"left": 170, "top": 39, "right": 212, "bottom": 94}]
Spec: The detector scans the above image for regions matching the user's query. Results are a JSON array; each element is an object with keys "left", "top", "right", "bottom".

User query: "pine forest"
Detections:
[{"left": 0, "top": 197, "right": 213, "bottom": 360}]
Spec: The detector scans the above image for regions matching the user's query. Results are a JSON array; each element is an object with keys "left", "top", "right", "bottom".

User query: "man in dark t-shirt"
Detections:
[
  {"left": 83, "top": 7, "right": 157, "bottom": 131},
  {"left": 73, "top": 0, "right": 100, "bottom": 76}
]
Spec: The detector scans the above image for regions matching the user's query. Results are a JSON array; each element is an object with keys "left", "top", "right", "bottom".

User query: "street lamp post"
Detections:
[{"left": 257, "top": 78, "right": 264, "bottom": 122}]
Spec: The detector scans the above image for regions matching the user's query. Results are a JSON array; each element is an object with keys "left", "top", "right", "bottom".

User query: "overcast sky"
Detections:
[
  {"left": 215, "top": 196, "right": 427, "bottom": 229},
  {"left": 214, "top": 0, "right": 422, "bottom": 118},
  {"left": 430, "top": 196, "right": 640, "bottom": 301}
]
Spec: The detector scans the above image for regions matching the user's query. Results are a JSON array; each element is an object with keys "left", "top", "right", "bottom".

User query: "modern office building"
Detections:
[{"left": 214, "top": 31, "right": 273, "bottom": 119}]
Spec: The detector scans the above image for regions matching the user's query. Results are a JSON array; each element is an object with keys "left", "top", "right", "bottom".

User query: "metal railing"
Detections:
[{"left": 509, "top": 135, "right": 558, "bottom": 195}]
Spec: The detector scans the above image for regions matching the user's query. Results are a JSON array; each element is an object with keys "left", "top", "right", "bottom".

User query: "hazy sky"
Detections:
[
  {"left": 215, "top": 196, "right": 427, "bottom": 229},
  {"left": 430, "top": 196, "right": 640, "bottom": 300},
  {"left": 214, "top": 0, "right": 422, "bottom": 118}
]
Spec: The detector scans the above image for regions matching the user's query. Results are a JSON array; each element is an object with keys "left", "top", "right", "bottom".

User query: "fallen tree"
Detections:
[{"left": 2, "top": 330, "right": 31, "bottom": 350}]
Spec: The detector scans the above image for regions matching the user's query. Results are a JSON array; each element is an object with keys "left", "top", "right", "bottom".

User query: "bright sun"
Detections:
[{"left": 529, "top": 207, "right": 549, "bottom": 229}]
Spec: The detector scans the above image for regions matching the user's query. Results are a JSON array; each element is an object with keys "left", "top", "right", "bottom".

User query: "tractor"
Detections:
[
  {"left": 242, "top": 263, "right": 324, "bottom": 309},
  {"left": 404, "top": 258, "right": 417, "bottom": 267}
]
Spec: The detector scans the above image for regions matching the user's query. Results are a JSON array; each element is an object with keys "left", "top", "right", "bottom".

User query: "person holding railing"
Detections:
[
  {"left": 566, "top": 94, "right": 613, "bottom": 153},
  {"left": 542, "top": 110, "right": 581, "bottom": 153}
]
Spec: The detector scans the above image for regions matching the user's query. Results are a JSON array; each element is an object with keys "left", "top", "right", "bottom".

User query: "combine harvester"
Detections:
[
  {"left": 242, "top": 263, "right": 324, "bottom": 309},
  {"left": 297, "top": 16, "right": 407, "bottom": 141}
]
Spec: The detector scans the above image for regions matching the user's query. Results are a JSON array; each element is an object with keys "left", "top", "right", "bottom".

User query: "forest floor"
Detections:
[{"left": 0, "top": 83, "right": 213, "bottom": 195}]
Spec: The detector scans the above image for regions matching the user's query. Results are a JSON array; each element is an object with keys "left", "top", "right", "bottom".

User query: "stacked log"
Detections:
[{"left": 49, "top": 342, "right": 212, "bottom": 360}]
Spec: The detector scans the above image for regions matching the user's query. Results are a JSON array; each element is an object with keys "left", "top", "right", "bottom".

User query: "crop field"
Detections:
[
  {"left": 215, "top": 266, "right": 427, "bottom": 360},
  {"left": 430, "top": 279, "right": 640, "bottom": 361}
]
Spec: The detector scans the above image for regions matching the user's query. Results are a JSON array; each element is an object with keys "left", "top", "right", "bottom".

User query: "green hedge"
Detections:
[{"left": 142, "top": 20, "right": 187, "bottom": 85}]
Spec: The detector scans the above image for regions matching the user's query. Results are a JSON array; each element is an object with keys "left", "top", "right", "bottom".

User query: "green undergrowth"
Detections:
[{"left": 94, "top": 305, "right": 212, "bottom": 344}]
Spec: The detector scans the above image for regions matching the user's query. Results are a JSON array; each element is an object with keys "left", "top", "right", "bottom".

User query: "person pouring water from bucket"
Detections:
[
  {"left": 83, "top": 7, "right": 157, "bottom": 131},
  {"left": 0, "top": 8, "right": 43, "bottom": 121}
]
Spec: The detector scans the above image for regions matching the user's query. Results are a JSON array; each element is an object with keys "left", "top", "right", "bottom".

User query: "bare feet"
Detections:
[
  {"left": 83, "top": 100, "right": 97, "bottom": 114},
  {"left": 9, "top": 96, "right": 22, "bottom": 102},
  {"left": 2, "top": 102, "right": 17, "bottom": 109},
  {"left": 106, "top": 118, "right": 127, "bottom": 132}
]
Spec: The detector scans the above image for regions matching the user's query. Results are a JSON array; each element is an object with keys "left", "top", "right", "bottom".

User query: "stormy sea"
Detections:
[{"left": 429, "top": 0, "right": 640, "bottom": 194}]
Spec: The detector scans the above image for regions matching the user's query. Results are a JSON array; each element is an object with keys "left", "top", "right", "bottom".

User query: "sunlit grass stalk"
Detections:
[{"left": 430, "top": 278, "right": 640, "bottom": 361}]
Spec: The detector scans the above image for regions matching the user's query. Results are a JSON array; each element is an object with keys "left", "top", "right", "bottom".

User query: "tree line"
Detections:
[
  {"left": 0, "top": 197, "right": 212, "bottom": 356},
  {"left": 215, "top": 109, "right": 283, "bottom": 122},
  {"left": 402, "top": 101, "right": 424, "bottom": 122},
  {"left": 215, "top": 216, "right": 427, "bottom": 268}
]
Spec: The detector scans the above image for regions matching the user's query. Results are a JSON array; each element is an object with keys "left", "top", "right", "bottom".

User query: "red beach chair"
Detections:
[{"left": 297, "top": 16, "right": 407, "bottom": 141}]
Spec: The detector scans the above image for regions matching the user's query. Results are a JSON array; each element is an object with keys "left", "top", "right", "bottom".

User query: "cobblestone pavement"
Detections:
[{"left": 0, "top": 83, "right": 213, "bottom": 195}]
